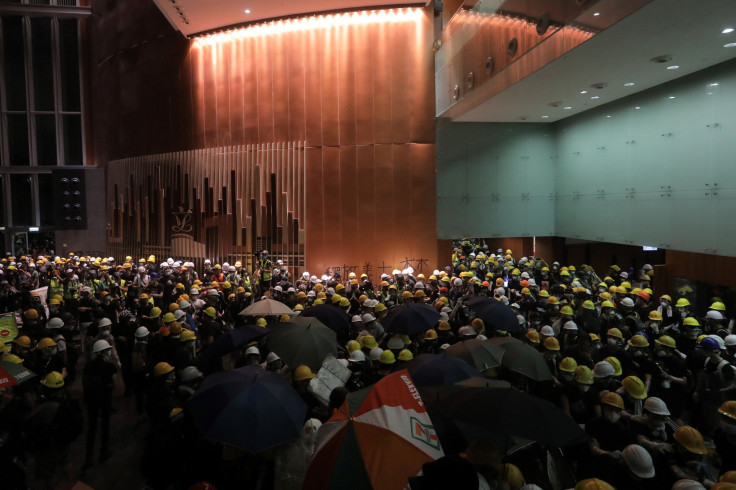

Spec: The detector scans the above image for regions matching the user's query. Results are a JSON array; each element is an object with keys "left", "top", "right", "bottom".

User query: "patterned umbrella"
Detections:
[{"left": 303, "top": 370, "right": 444, "bottom": 490}]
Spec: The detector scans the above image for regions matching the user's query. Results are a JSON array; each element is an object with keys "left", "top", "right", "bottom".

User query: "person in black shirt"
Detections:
[{"left": 82, "top": 339, "right": 118, "bottom": 470}]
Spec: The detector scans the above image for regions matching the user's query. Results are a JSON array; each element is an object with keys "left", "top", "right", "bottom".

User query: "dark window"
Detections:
[
  {"left": 31, "top": 17, "right": 54, "bottom": 111},
  {"left": 62, "top": 114, "right": 82, "bottom": 165},
  {"left": 35, "top": 114, "right": 57, "bottom": 165},
  {"left": 2, "top": 16, "right": 26, "bottom": 111},
  {"left": 58, "top": 18, "right": 80, "bottom": 111},
  {"left": 0, "top": 175, "right": 5, "bottom": 226},
  {"left": 7, "top": 114, "right": 30, "bottom": 165},
  {"left": 10, "top": 174, "right": 33, "bottom": 226}
]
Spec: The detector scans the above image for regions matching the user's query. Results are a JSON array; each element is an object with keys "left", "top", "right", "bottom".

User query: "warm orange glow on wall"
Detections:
[{"left": 192, "top": 8, "right": 424, "bottom": 46}]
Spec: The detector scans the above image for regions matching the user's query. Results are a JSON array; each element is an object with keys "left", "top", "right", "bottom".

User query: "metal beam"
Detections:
[{"left": 0, "top": 4, "right": 91, "bottom": 18}]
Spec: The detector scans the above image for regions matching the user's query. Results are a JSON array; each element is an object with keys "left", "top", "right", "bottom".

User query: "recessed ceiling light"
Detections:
[
  {"left": 593, "top": 12, "right": 600, "bottom": 16},
  {"left": 244, "top": 8, "right": 251, "bottom": 14},
  {"left": 708, "top": 83, "right": 719, "bottom": 86},
  {"left": 580, "top": 90, "right": 588, "bottom": 94},
  {"left": 669, "top": 96, "right": 675, "bottom": 99},
  {"left": 624, "top": 82, "right": 635, "bottom": 87},
  {"left": 723, "top": 27, "right": 734, "bottom": 34},
  {"left": 666, "top": 65, "right": 679, "bottom": 70},
  {"left": 590, "top": 96, "right": 600, "bottom": 100},
  {"left": 563, "top": 106, "right": 572, "bottom": 110},
  {"left": 606, "top": 115, "right": 611, "bottom": 118},
  {"left": 707, "top": 92, "right": 713, "bottom": 95},
  {"left": 635, "top": 106, "right": 641, "bottom": 110},
  {"left": 725, "top": 42, "right": 736, "bottom": 48},
  {"left": 541, "top": 115, "right": 550, "bottom": 118}
]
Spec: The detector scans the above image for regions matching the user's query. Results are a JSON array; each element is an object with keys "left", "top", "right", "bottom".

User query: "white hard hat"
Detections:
[
  {"left": 99, "top": 318, "right": 112, "bottom": 328},
  {"left": 167, "top": 258, "right": 174, "bottom": 265},
  {"left": 706, "top": 334, "right": 726, "bottom": 350},
  {"left": 190, "top": 288, "right": 200, "bottom": 295},
  {"left": 174, "top": 310, "right": 186, "bottom": 320},
  {"left": 439, "top": 343, "right": 450, "bottom": 351},
  {"left": 361, "top": 313, "right": 375, "bottom": 323},
  {"left": 207, "top": 289, "right": 219, "bottom": 296},
  {"left": 364, "top": 299, "right": 378, "bottom": 308},
  {"left": 622, "top": 444, "right": 655, "bottom": 479},
  {"left": 563, "top": 321, "right": 578, "bottom": 331},
  {"left": 439, "top": 312, "right": 450, "bottom": 322},
  {"left": 265, "top": 352, "right": 280, "bottom": 363},
  {"left": 643, "top": 396, "right": 670, "bottom": 416},
  {"left": 229, "top": 266, "right": 236, "bottom": 272},
  {"left": 222, "top": 262, "right": 230, "bottom": 269},
  {"left": 540, "top": 325, "right": 555, "bottom": 336},
  {"left": 620, "top": 297, "right": 634, "bottom": 307},
  {"left": 453, "top": 278, "right": 463, "bottom": 287},
  {"left": 180, "top": 366, "right": 203, "bottom": 382},
  {"left": 46, "top": 317, "right": 64, "bottom": 329},
  {"left": 387, "top": 336, "right": 404, "bottom": 350},
  {"left": 642, "top": 264, "right": 653, "bottom": 270},
  {"left": 671, "top": 481, "right": 706, "bottom": 490},
  {"left": 179, "top": 300, "right": 191, "bottom": 309},
  {"left": 458, "top": 325, "right": 477, "bottom": 336},
  {"left": 351, "top": 315, "right": 362, "bottom": 323},
  {"left": 138, "top": 266, "right": 146, "bottom": 273},
  {"left": 619, "top": 271, "right": 629, "bottom": 279},
  {"left": 135, "top": 327, "right": 150, "bottom": 338},
  {"left": 302, "top": 272, "right": 310, "bottom": 279},
  {"left": 307, "top": 291, "right": 316, "bottom": 297},
  {"left": 369, "top": 347, "right": 383, "bottom": 361},
  {"left": 521, "top": 272, "right": 530, "bottom": 279},
  {"left": 705, "top": 310, "right": 724, "bottom": 320},
  {"left": 725, "top": 334, "right": 736, "bottom": 347},
  {"left": 245, "top": 346, "right": 260, "bottom": 356},
  {"left": 325, "top": 287, "right": 335, "bottom": 295},
  {"left": 593, "top": 360, "right": 616, "bottom": 379},
  {"left": 204, "top": 259, "right": 211, "bottom": 265},
  {"left": 92, "top": 339, "right": 111, "bottom": 353},
  {"left": 273, "top": 285, "right": 283, "bottom": 292},
  {"left": 495, "top": 287, "right": 506, "bottom": 296},
  {"left": 349, "top": 350, "right": 366, "bottom": 362}
]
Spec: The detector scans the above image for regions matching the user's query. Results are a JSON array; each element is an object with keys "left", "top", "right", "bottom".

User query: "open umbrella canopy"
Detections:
[
  {"left": 304, "top": 370, "right": 444, "bottom": 490},
  {"left": 382, "top": 303, "right": 441, "bottom": 335},
  {"left": 444, "top": 339, "right": 504, "bottom": 371},
  {"left": 403, "top": 353, "right": 482, "bottom": 387},
  {"left": 433, "top": 386, "right": 588, "bottom": 450},
  {"left": 203, "top": 324, "right": 271, "bottom": 361},
  {"left": 239, "top": 298, "right": 293, "bottom": 317},
  {"left": 299, "top": 304, "right": 351, "bottom": 335},
  {"left": 187, "top": 366, "right": 307, "bottom": 453},
  {"left": 488, "top": 337, "right": 553, "bottom": 381},
  {"left": 267, "top": 320, "right": 337, "bottom": 370},
  {"left": 465, "top": 296, "right": 520, "bottom": 333},
  {"left": 0, "top": 360, "right": 36, "bottom": 388}
]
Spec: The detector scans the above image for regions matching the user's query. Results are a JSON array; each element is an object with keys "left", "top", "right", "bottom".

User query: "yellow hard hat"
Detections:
[
  {"left": 628, "top": 335, "right": 649, "bottom": 348},
  {"left": 575, "top": 478, "right": 615, "bottom": 490},
  {"left": 150, "top": 307, "right": 162, "bottom": 319},
  {"left": 37, "top": 337, "right": 57, "bottom": 349},
  {"left": 604, "top": 356, "right": 623, "bottom": 376},
  {"left": 163, "top": 312, "right": 176, "bottom": 323},
  {"left": 41, "top": 371, "right": 65, "bottom": 389},
  {"left": 719, "top": 472, "right": 736, "bottom": 484},
  {"left": 3, "top": 354, "right": 23, "bottom": 364},
  {"left": 559, "top": 357, "right": 578, "bottom": 373},
  {"left": 683, "top": 317, "right": 700, "bottom": 327},
  {"left": 589, "top": 333, "right": 600, "bottom": 342},
  {"left": 256, "top": 317, "right": 268, "bottom": 327},
  {"left": 154, "top": 362, "right": 175, "bottom": 377},
  {"left": 438, "top": 321, "right": 451, "bottom": 331},
  {"left": 204, "top": 307, "right": 217, "bottom": 318},
  {"left": 13, "top": 335, "right": 31, "bottom": 348},
  {"left": 573, "top": 365, "right": 594, "bottom": 385},
  {"left": 347, "top": 340, "right": 361, "bottom": 353},
  {"left": 547, "top": 296, "right": 560, "bottom": 305},
  {"left": 23, "top": 309, "right": 39, "bottom": 320},
  {"left": 560, "top": 305, "right": 573, "bottom": 316},
  {"left": 675, "top": 298, "right": 690, "bottom": 308},
  {"left": 607, "top": 327, "right": 623, "bottom": 339},
  {"left": 398, "top": 349, "right": 413, "bottom": 362},
  {"left": 504, "top": 463, "right": 524, "bottom": 489},
  {"left": 622, "top": 375, "right": 647, "bottom": 399},
  {"left": 648, "top": 310, "right": 663, "bottom": 321},
  {"left": 525, "top": 329, "right": 540, "bottom": 344},
  {"left": 538, "top": 290, "right": 550, "bottom": 298},
  {"left": 180, "top": 330, "right": 197, "bottom": 342},
  {"left": 361, "top": 335, "right": 378, "bottom": 349},
  {"left": 710, "top": 301, "right": 726, "bottom": 311},
  {"left": 543, "top": 337, "right": 560, "bottom": 351},
  {"left": 673, "top": 425, "right": 708, "bottom": 454},
  {"left": 718, "top": 400, "right": 736, "bottom": 421},
  {"left": 424, "top": 329, "right": 438, "bottom": 340},
  {"left": 601, "top": 391, "right": 624, "bottom": 409},
  {"left": 294, "top": 364, "right": 316, "bottom": 382},
  {"left": 582, "top": 300, "right": 595, "bottom": 310}
]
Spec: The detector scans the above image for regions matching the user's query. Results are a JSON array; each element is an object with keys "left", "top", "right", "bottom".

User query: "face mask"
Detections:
[
  {"left": 661, "top": 301, "right": 668, "bottom": 308},
  {"left": 633, "top": 350, "right": 645, "bottom": 358},
  {"left": 608, "top": 338, "right": 618, "bottom": 346},
  {"left": 656, "top": 349, "right": 667, "bottom": 358},
  {"left": 577, "top": 384, "right": 590, "bottom": 393},
  {"left": 604, "top": 411, "right": 621, "bottom": 423},
  {"left": 51, "top": 347, "right": 58, "bottom": 356},
  {"left": 560, "top": 373, "right": 573, "bottom": 383}
]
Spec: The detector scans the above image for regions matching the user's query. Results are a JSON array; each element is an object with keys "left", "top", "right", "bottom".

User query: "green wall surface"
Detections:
[{"left": 437, "top": 59, "right": 736, "bottom": 256}]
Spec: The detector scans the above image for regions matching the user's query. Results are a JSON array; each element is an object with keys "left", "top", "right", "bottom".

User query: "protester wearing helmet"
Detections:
[{"left": 82, "top": 339, "right": 118, "bottom": 470}]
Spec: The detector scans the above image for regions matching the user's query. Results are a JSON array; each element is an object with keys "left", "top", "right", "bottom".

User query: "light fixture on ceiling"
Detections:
[
  {"left": 723, "top": 27, "right": 734, "bottom": 34},
  {"left": 580, "top": 90, "right": 588, "bottom": 94},
  {"left": 590, "top": 96, "right": 600, "bottom": 99},
  {"left": 541, "top": 115, "right": 550, "bottom": 118},
  {"left": 244, "top": 9, "right": 251, "bottom": 14},
  {"left": 707, "top": 92, "right": 713, "bottom": 95},
  {"left": 708, "top": 83, "right": 719, "bottom": 87},
  {"left": 606, "top": 115, "right": 611, "bottom": 118},
  {"left": 563, "top": 106, "right": 572, "bottom": 110},
  {"left": 635, "top": 106, "right": 641, "bottom": 110},
  {"left": 725, "top": 42, "right": 736, "bottom": 48},
  {"left": 593, "top": 12, "right": 600, "bottom": 16},
  {"left": 624, "top": 82, "right": 635, "bottom": 87},
  {"left": 666, "top": 65, "right": 679, "bottom": 70},
  {"left": 668, "top": 96, "right": 676, "bottom": 99}
]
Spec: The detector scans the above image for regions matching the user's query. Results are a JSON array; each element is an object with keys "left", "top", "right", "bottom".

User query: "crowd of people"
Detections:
[{"left": 0, "top": 242, "right": 735, "bottom": 489}]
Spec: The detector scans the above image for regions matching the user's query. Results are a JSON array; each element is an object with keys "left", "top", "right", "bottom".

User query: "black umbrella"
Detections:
[
  {"left": 444, "top": 339, "right": 504, "bottom": 371},
  {"left": 299, "top": 304, "right": 351, "bottom": 335},
  {"left": 434, "top": 386, "right": 588, "bottom": 450},
  {"left": 382, "top": 303, "right": 441, "bottom": 335},
  {"left": 267, "top": 319, "right": 337, "bottom": 370},
  {"left": 203, "top": 324, "right": 271, "bottom": 361},
  {"left": 187, "top": 366, "right": 307, "bottom": 453},
  {"left": 403, "top": 353, "right": 482, "bottom": 387},
  {"left": 465, "top": 296, "right": 520, "bottom": 333},
  {"left": 488, "top": 337, "right": 553, "bottom": 382}
]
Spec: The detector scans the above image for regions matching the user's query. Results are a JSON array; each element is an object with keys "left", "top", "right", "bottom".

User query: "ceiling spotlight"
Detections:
[
  {"left": 725, "top": 42, "right": 736, "bottom": 48},
  {"left": 666, "top": 65, "right": 679, "bottom": 70},
  {"left": 593, "top": 12, "right": 600, "bottom": 16},
  {"left": 244, "top": 8, "right": 251, "bottom": 14},
  {"left": 624, "top": 82, "right": 635, "bottom": 87},
  {"left": 708, "top": 83, "right": 719, "bottom": 87},
  {"left": 669, "top": 96, "right": 675, "bottom": 99},
  {"left": 590, "top": 96, "right": 600, "bottom": 100},
  {"left": 723, "top": 27, "right": 734, "bottom": 34},
  {"left": 541, "top": 115, "right": 550, "bottom": 118},
  {"left": 563, "top": 106, "right": 572, "bottom": 110},
  {"left": 580, "top": 90, "right": 588, "bottom": 94},
  {"left": 606, "top": 115, "right": 611, "bottom": 118},
  {"left": 635, "top": 106, "right": 641, "bottom": 110}
]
